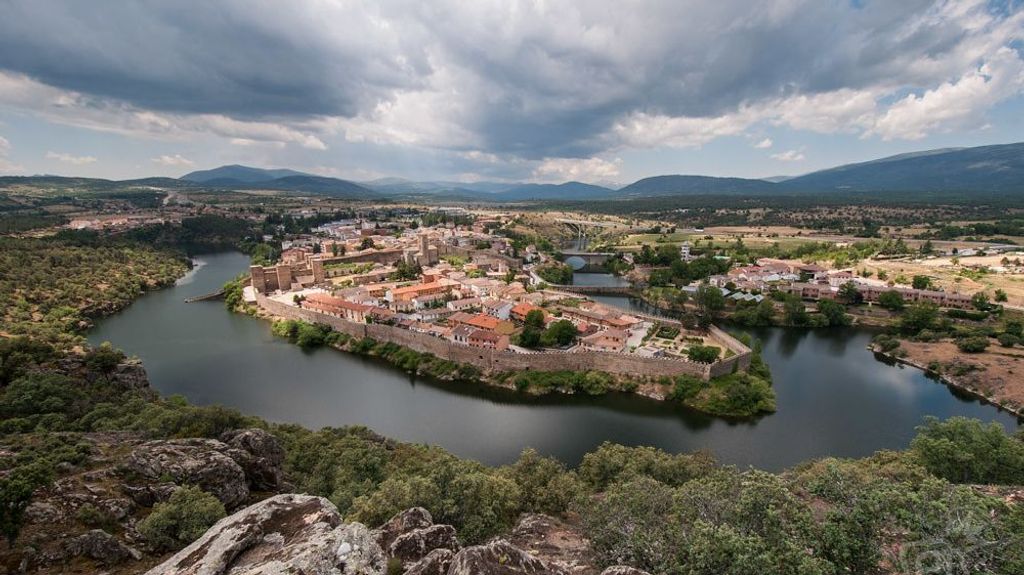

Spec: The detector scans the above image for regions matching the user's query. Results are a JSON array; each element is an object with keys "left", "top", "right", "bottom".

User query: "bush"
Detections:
[
  {"left": 138, "top": 486, "right": 226, "bottom": 551},
  {"left": 686, "top": 344, "right": 720, "bottom": 363},
  {"left": 910, "top": 417, "right": 1024, "bottom": 484},
  {"left": 998, "top": 333, "right": 1020, "bottom": 347},
  {"left": 956, "top": 336, "right": 989, "bottom": 353}
]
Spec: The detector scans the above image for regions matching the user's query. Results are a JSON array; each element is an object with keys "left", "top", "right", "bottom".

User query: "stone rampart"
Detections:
[{"left": 256, "top": 293, "right": 729, "bottom": 380}]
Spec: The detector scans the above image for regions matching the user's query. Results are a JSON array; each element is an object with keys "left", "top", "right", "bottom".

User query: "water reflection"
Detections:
[{"left": 89, "top": 255, "right": 1020, "bottom": 470}]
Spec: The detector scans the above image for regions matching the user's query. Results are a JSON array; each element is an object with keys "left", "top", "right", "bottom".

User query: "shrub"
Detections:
[
  {"left": 910, "top": 417, "right": 1024, "bottom": 484},
  {"left": 956, "top": 336, "right": 989, "bottom": 353},
  {"left": 138, "top": 486, "right": 226, "bottom": 551},
  {"left": 998, "top": 333, "right": 1019, "bottom": 348},
  {"left": 686, "top": 344, "right": 720, "bottom": 363}
]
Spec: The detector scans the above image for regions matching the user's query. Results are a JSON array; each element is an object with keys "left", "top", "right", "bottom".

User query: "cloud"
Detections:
[
  {"left": 0, "top": 0, "right": 1020, "bottom": 170},
  {"left": 754, "top": 138, "right": 773, "bottom": 149},
  {"left": 0, "top": 135, "right": 21, "bottom": 174},
  {"left": 771, "top": 149, "right": 806, "bottom": 162},
  {"left": 532, "top": 157, "right": 622, "bottom": 183},
  {"left": 151, "top": 154, "right": 194, "bottom": 167},
  {"left": 46, "top": 150, "right": 97, "bottom": 165}
]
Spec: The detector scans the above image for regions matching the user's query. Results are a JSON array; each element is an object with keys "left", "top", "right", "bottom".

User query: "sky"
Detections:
[{"left": 0, "top": 0, "right": 1022, "bottom": 185}]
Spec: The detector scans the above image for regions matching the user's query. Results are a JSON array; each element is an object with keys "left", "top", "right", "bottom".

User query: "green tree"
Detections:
[
  {"left": 971, "top": 291, "right": 991, "bottom": 311},
  {"left": 138, "top": 486, "right": 226, "bottom": 551},
  {"left": 687, "top": 345, "right": 720, "bottom": 363},
  {"left": 838, "top": 281, "right": 862, "bottom": 304},
  {"left": 899, "top": 303, "right": 938, "bottom": 334},
  {"left": 878, "top": 290, "right": 905, "bottom": 311},
  {"left": 995, "top": 289, "right": 1008, "bottom": 302},
  {"left": 542, "top": 320, "right": 578, "bottom": 347},
  {"left": 910, "top": 417, "right": 1024, "bottom": 484},
  {"left": 524, "top": 309, "right": 545, "bottom": 329},
  {"left": 360, "top": 237, "right": 376, "bottom": 250},
  {"left": 694, "top": 284, "right": 725, "bottom": 328},
  {"left": 911, "top": 275, "right": 932, "bottom": 290},
  {"left": 817, "top": 299, "right": 850, "bottom": 326}
]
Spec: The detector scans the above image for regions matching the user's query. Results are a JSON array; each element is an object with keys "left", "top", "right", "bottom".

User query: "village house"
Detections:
[
  {"left": 580, "top": 328, "right": 630, "bottom": 352},
  {"left": 301, "top": 293, "right": 371, "bottom": 322},
  {"left": 467, "top": 329, "right": 510, "bottom": 351}
]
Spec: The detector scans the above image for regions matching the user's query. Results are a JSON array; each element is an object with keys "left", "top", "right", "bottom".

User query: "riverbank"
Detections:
[
  {"left": 871, "top": 339, "right": 1024, "bottom": 418},
  {"left": 237, "top": 287, "right": 776, "bottom": 418}
]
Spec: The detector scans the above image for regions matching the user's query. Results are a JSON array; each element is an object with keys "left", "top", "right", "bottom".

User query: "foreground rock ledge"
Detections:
[{"left": 145, "top": 494, "right": 385, "bottom": 575}]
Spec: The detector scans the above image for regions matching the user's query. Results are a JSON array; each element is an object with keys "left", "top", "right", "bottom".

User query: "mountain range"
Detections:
[{"left": 9, "top": 142, "right": 1021, "bottom": 201}]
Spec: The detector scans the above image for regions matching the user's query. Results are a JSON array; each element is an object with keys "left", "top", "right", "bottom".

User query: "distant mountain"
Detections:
[
  {"left": 780, "top": 143, "right": 1024, "bottom": 192},
  {"left": 237, "top": 175, "right": 375, "bottom": 198},
  {"left": 491, "top": 181, "right": 616, "bottom": 200},
  {"left": 618, "top": 175, "right": 776, "bottom": 196},
  {"left": 181, "top": 164, "right": 310, "bottom": 184},
  {"left": 761, "top": 175, "right": 793, "bottom": 183},
  {"left": 361, "top": 178, "right": 518, "bottom": 195}
]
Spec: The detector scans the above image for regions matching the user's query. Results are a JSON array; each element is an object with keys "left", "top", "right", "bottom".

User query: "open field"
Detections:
[{"left": 898, "top": 339, "right": 1024, "bottom": 414}]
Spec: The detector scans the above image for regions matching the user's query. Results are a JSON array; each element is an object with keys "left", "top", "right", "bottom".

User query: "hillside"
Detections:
[
  {"left": 781, "top": 142, "right": 1024, "bottom": 192},
  {"left": 491, "top": 181, "right": 616, "bottom": 200},
  {"left": 180, "top": 164, "right": 310, "bottom": 184},
  {"left": 618, "top": 175, "right": 777, "bottom": 196}
]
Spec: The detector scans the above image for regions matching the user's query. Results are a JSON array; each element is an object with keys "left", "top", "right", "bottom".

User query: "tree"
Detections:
[
  {"left": 972, "top": 291, "right": 991, "bottom": 311},
  {"left": 524, "top": 309, "right": 545, "bottom": 329},
  {"left": 687, "top": 344, "right": 720, "bottom": 363},
  {"left": 138, "top": 486, "right": 226, "bottom": 551},
  {"left": 817, "top": 299, "right": 850, "bottom": 326},
  {"left": 360, "top": 237, "right": 375, "bottom": 250},
  {"left": 995, "top": 289, "right": 1008, "bottom": 303},
  {"left": 920, "top": 239, "right": 934, "bottom": 254},
  {"left": 899, "top": 303, "right": 938, "bottom": 334},
  {"left": 783, "top": 296, "right": 808, "bottom": 325},
  {"left": 542, "top": 320, "right": 578, "bottom": 347},
  {"left": 694, "top": 284, "right": 725, "bottom": 328},
  {"left": 331, "top": 243, "right": 340, "bottom": 257},
  {"left": 838, "top": 282, "right": 862, "bottom": 304},
  {"left": 877, "top": 290, "right": 905, "bottom": 311},
  {"left": 911, "top": 275, "right": 932, "bottom": 290},
  {"left": 517, "top": 327, "right": 542, "bottom": 348},
  {"left": 911, "top": 416, "right": 1024, "bottom": 484}
]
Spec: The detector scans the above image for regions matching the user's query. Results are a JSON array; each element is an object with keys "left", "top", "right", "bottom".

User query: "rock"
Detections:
[
  {"left": 24, "top": 501, "right": 62, "bottom": 523},
  {"left": 99, "top": 497, "right": 135, "bottom": 520},
  {"left": 67, "top": 529, "right": 142, "bottom": 566},
  {"left": 508, "top": 514, "right": 596, "bottom": 574},
  {"left": 145, "top": 493, "right": 386, "bottom": 575},
  {"left": 110, "top": 359, "right": 151, "bottom": 390},
  {"left": 125, "top": 439, "right": 249, "bottom": 508},
  {"left": 600, "top": 568, "right": 652, "bottom": 575},
  {"left": 388, "top": 524, "right": 460, "bottom": 563},
  {"left": 447, "top": 539, "right": 569, "bottom": 575},
  {"left": 219, "top": 428, "right": 286, "bottom": 490},
  {"left": 374, "top": 507, "right": 434, "bottom": 551},
  {"left": 123, "top": 482, "right": 179, "bottom": 507},
  {"left": 403, "top": 548, "right": 455, "bottom": 575}
]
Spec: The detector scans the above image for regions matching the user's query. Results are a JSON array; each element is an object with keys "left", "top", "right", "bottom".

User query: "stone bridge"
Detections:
[
  {"left": 560, "top": 250, "right": 615, "bottom": 271},
  {"left": 544, "top": 284, "right": 636, "bottom": 296}
]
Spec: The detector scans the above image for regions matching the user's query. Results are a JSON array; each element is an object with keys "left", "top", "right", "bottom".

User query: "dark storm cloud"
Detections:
[{"left": 0, "top": 0, "right": 1019, "bottom": 158}]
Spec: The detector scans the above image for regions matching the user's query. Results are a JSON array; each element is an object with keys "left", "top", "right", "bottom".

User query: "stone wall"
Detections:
[{"left": 256, "top": 294, "right": 715, "bottom": 380}]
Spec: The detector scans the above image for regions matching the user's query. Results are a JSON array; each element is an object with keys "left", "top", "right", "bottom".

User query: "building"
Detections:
[
  {"left": 301, "top": 293, "right": 371, "bottom": 322},
  {"left": 580, "top": 329, "right": 629, "bottom": 352},
  {"left": 467, "top": 329, "right": 509, "bottom": 351},
  {"left": 510, "top": 303, "right": 546, "bottom": 323}
]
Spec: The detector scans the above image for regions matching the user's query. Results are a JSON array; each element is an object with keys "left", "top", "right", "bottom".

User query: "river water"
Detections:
[{"left": 89, "top": 252, "right": 1019, "bottom": 470}]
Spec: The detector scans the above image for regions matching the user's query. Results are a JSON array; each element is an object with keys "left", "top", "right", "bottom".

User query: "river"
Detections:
[{"left": 89, "top": 253, "right": 1019, "bottom": 470}]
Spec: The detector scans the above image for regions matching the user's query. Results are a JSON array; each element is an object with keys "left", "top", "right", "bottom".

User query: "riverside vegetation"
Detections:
[
  {"left": 2, "top": 223, "right": 1023, "bottom": 574},
  {"left": 262, "top": 315, "right": 776, "bottom": 418}
]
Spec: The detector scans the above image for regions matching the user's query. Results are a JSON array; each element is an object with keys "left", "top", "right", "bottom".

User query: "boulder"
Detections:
[
  {"left": 373, "top": 507, "right": 434, "bottom": 551},
  {"left": 403, "top": 548, "right": 455, "bottom": 575},
  {"left": 447, "top": 539, "right": 569, "bottom": 575},
  {"left": 600, "top": 568, "right": 653, "bottom": 575},
  {"left": 123, "top": 482, "right": 179, "bottom": 507},
  {"left": 145, "top": 494, "right": 386, "bottom": 575},
  {"left": 388, "top": 524, "right": 460, "bottom": 563},
  {"left": 67, "top": 529, "right": 142, "bottom": 566},
  {"left": 220, "top": 429, "right": 286, "bottom": 490},
  {"left": 125, "top": 439, "right": 249, "bottom": 508}
]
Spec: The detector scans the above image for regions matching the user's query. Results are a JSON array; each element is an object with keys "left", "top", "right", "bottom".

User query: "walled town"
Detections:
[{"left": 244, "top": 212, "right": 753, "bottom": 384}]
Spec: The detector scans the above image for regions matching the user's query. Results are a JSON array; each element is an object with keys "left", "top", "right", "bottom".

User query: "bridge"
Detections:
[
  {"left": 184, "top": 289, "right": 225, "bottom": 303},
  {"left": 544, "top": 285, "right": 636, "bottom": 296},
  {"left": 560, "top": 250, "right": 616, "bottom": 271}
]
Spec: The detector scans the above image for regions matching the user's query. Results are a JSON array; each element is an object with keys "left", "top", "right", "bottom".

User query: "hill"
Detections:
[
  {"left": 618, "top": 175, "right": 777, "bottom": 196},
  {"left": 781, "top": 142, "right": 1024, "bottom": 192},
  {"left": 181, "top": 164, "right": 310, "bottom": 184},
  {"left": 491, "top": 181, "right": 616, "bottom": 200}
]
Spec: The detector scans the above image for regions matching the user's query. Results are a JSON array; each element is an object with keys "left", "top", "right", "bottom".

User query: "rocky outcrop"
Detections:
[
  {"left": 373, "top": 506, "right": 434, "bottom": 551},
  {"left": 145, "top": 494, "right": 386, "bottom": 575},
  {"left": 126, "top": 439, "right": 250, "bottom": 508},
  {"left": 66, "top": 529, "right": 142, "bottom": 566},
  {"left": 125, "top": 430, "right": 286, "bottom": 509},
  {"left": 220, "top": 428, "right": 287, "bottom": 491},
  {"left": 403, "top": 548, "right": 455, "bottom": 575},
  {"left": 508, "top": 514, "right": 596, "bottom": 574},
  {"left": 447, "top": 539, "right": 569, "bottom": 575},
  {"left": 389, "top": 524, "right": 460, "bottom": 563}
]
